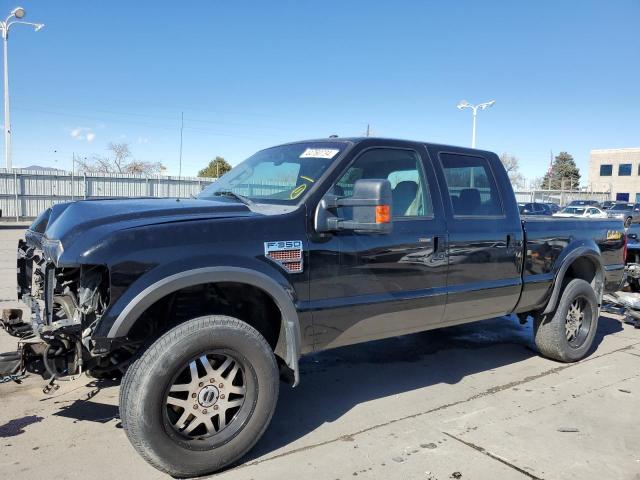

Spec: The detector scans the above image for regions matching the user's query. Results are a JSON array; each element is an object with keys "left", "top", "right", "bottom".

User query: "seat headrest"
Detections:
[{"left": 459, "top": 188, "right": 481, "bottom": 204}]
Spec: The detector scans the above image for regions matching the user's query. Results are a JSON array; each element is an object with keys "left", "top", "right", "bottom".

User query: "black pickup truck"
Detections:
[{"left": 15, "top": 138, "right": 626, "bottom": 476}]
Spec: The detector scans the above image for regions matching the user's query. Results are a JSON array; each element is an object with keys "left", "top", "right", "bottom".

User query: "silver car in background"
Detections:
[
  {"left": 553, "top": 206, "right": 608, "bottom": 219},
  {"left": 607, "top": 202, "right": 640, "bottom": 228}
]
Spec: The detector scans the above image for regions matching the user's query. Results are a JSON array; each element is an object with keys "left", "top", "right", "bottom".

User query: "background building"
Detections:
[{"left": 588, "top": 148, "right": 640, "bottom": 202}]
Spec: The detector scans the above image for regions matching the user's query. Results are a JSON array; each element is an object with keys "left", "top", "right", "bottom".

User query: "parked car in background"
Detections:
[
  {"left": 567, "top": 200, "right": 601, "bottom": 208},
  {"left": 607, "top": 202, "right": 640, "bottom": 228},
  {"left": 554, "top": 206, "right": 608, "bottom": 219},
  {"left": 545, "top": 202, "right": 561, "bottom": 214},
  {"left": 518, "top": 202, "right": 552, "bottom": 215},
  {"left": 601, "top": 200, "right": 616, "bottom": 210}
]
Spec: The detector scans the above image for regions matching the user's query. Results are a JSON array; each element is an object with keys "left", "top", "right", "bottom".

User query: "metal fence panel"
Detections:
[
  {"left": 0, "top": 170, "right": 615, "bottom": 221},
  {"left": 514, "top": 190, "right": 610, "bottom": 205},
  {"left": 0, "top": 169, "right": 214, "bottom": 220}
]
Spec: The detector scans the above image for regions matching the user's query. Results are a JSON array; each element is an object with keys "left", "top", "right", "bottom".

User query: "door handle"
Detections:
[{"left": 433, "top": 235, "right": 446, "bottom": 260}]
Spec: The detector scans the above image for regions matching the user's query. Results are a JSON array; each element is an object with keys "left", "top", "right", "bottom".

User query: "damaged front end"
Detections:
[{"left": 14, "top": 235, "right": 113, "bottom": 390}]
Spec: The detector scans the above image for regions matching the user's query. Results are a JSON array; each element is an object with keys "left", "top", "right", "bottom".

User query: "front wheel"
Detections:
[
  {"left": 119, "top": 315, "right": 279, "bottom": 477},
  {"left": 534, "top": 278, "right": 599, "bottom": 362}
]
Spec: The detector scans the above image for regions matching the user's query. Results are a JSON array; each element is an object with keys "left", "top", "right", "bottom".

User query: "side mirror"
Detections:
[{"left": 315, "top": 179, "right": 393, "bottom": 234}]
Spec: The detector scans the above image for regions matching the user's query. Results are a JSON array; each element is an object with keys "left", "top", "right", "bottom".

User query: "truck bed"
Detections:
[{"left": 517, "top": 216, "right": 626, "bottom": 313}]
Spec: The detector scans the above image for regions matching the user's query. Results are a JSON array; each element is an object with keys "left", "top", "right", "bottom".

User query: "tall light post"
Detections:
[
  {"left": 456, "top": 99, "right": 495, "bottom": 148},
  {"left": 0, "top": 7, "right": 44, "bottom": 170}
]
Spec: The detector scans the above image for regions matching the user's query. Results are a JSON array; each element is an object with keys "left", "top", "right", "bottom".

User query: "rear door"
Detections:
[
  {"left": 308, "top": 142, "right": 449, "bottom": 349},
  {"left": 426, "top": 147, "right": 523, "bottom": 324}
]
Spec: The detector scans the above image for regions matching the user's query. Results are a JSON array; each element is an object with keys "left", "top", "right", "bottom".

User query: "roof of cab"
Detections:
[{"left": 273, "top": 137, "right": 495, "bottom": 156}]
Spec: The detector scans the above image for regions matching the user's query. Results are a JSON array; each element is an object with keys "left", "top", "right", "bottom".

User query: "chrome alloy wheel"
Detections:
[
  {"left": 565, "top": 297, "right": 591, "bottom": 348},
  {"left": 164, "top": 352, "right": 247, "bottom": 438}
]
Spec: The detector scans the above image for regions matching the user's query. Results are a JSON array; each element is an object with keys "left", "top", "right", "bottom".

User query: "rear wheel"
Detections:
[
  {"left": 534, "top": 278, "right": 599, "bottom": 362},
  {"left": 120, "top": 315, "right": 279, "bottom": 477}
]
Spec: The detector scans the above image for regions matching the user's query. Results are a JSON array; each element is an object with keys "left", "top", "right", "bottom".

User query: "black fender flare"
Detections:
[
  {"left": 542, "top": 246, "right": 605, "bottom": 315},
  {"left": 106, "top": 266, "right": 302, "bottom": 385}
]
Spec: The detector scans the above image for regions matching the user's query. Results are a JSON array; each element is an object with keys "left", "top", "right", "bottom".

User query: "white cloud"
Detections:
[
  {"left": 137, "top": 136, "right": 149, "bottom": 144},
  {"left": 70, "top": 127, "right": 96, "bottom": 143}
]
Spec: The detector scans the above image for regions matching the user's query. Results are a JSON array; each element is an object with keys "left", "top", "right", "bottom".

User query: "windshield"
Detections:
[
  {"left": 199, "top": 141, "right": 349, "bottom": 205},
  {"left": 561, "top": 207, "right": 585, "bottom": 215}
]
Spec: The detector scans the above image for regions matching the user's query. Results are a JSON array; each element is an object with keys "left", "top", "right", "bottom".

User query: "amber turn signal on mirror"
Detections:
[{"left": 375, "top": 205, "right": 391, "bottom": 223}]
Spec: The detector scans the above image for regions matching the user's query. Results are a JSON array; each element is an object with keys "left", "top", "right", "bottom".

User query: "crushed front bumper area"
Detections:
[{"left": 8, "top": 238, "right": 111, "bottom": 389}]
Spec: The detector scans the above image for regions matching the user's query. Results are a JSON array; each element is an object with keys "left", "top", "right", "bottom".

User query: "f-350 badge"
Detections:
[{"left": 264, "top": 240, "right": 304, "bottom": 273}]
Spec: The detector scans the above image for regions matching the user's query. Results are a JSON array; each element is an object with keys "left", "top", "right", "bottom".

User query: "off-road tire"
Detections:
[
  {"left": 534, "top": 278, "right": 599, "bottom": 362},
  {"left": 119, "top": 315, "right": 279, "bottom": 477},
  {"left": 628, "top": 277, "right": 640, "bottom": 293}
]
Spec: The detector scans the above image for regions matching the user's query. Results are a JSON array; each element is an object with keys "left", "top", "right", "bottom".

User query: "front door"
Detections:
[{"left": 308, "top": 143, "right": 448, "bottom": 350}]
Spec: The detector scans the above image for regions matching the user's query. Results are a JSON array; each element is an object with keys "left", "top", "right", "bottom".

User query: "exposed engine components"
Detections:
[{"left": 14, "top": 238, "right": 113, "bottom": 389}]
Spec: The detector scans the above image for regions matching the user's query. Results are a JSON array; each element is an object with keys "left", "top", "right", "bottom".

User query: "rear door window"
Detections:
[{"left": 439, "top": 153, "right": 504, "bottom": 217}]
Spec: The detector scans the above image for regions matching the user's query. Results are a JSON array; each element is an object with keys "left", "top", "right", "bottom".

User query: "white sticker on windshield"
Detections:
[{"left": 300, "top": 148, "right": 340, "bottom": 159}]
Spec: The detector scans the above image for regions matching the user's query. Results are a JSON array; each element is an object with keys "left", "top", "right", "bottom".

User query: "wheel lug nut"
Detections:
[
  {"left": 191, "top": 393, "right": 196, "bottom": 398},
  {"left": 193, "top": 404, "right": 199, "bottom": 410},
  {"left": 220, "top": 394, "right": 225, "bottom": 399},
  {"left": 210, "top": 378, "right": 215, "bottom": 383},
  {"left": 219, "top": 383, "right": 224, "bottom": 388},
  {"left": 213, "top": 405, "right": 218, "bottom": 410},
  {"left": 202, "top": 409, "right": 207, "bottom": 414},
  {"left": 199, "top": 382, "right": 204, "bottom": 387}
]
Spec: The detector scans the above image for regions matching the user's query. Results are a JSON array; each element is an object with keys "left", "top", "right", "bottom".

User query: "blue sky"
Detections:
[{"left": 5, "top": 0, "right": 640, "bottom": 183}]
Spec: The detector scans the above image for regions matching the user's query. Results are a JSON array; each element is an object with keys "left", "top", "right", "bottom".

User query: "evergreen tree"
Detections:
[
  {"left": 541, "top": 152, "right": 580, "bottom": 190},
  {"left": 199, "top": 157, "right": 231, "bottom": 178}
]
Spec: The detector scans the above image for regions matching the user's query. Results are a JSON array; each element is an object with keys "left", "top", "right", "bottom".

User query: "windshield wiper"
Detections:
[{"left": 213, "top": 190, "right": 254, "bottom": 206}]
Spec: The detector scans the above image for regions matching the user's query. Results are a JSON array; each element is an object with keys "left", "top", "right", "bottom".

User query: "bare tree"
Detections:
[
  {"left": 529, "top": 176, "right": 545, "bottom": 190},
  {"left": 499, "top": 153, "right": 525, "bottom": 190},
  {"left": 76, "top": 142, "right": 164, "bottom": 175},
  {"left": 108, "top": 142, "right": 132, "bottom": 173},
  {"left": 125, "top": 160, "right": 164, "bottom": 175}
]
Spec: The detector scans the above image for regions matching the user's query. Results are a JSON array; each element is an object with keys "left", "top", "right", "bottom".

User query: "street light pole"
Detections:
[
  {"left": 3, "top": 27, "right": 10, "bottom": 170},
  {"left": 471, "top": 107, "right": 477, "bottom": 148},
  {"left": 457, "top": 99, "right": 496, "bottom": 148},
  {"left": 0, "top": 7, "right": 44, "bottom": 170}
]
